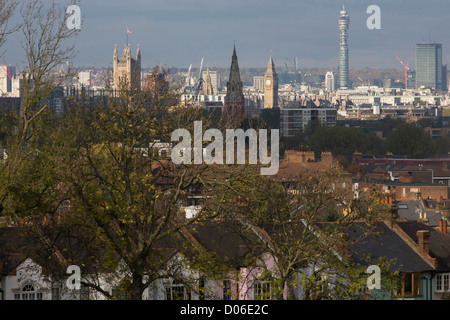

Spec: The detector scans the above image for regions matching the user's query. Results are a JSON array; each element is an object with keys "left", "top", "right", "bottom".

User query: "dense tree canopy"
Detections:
[{"left": 384, "top": 122, "right": 436, "bottom": 158}]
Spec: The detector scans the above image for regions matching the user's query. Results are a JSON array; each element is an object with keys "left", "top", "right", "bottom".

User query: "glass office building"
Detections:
[{"left": 415, "top": 42, "right": 445, "bottom": 91}]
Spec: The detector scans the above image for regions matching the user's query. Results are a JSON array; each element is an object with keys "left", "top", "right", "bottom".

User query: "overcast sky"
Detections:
[{"left": 3, "top": 0, "right": 450, "bottom": 71}]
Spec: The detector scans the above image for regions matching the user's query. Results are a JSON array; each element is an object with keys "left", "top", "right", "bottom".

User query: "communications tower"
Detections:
[{"left": 338, "top": 5, "right": 349, "bottom": 89}]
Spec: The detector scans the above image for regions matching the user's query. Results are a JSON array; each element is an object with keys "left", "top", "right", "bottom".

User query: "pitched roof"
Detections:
[
  {"left": 184, "top": 220, "right": 265, "bottom": 269},
  {"left": 395, "top": 221, "right": 450, "bottom": 272},
  {"left": 316, "top": 221, "right": 435, "bottom": 272},
  {"left": 396, "top": 200, "right": 444, "bottom": 227}
]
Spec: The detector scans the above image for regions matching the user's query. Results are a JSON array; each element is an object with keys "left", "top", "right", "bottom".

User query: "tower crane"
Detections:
[
  {"left": 393, "top": 52, "right": 409, "bottom": 90},
  {"left": 332, "top": 60, "right": 339, "bottom": 72},
  {"left": 350, "top": 70, "right": 366, "bottom": 86},
  {"left": 2, "top": 59, "right": 12, "bottom": 81},
  {"left": 90, "top": 63, "right": 96, "bottom": 87},
  {"left": 194, "top": 57, "right": 204, "bottom": 104},
  {"left": 198, "top": 57, "right": 204, "bottom": 81}
]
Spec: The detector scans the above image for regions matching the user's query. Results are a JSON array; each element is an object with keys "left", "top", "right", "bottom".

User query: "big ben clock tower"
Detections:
[{"left": 264, "top": 52, "right": 278, "bottom": 109}]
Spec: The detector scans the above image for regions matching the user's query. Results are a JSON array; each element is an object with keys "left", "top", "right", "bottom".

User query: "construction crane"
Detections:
[
  {"left": 2, "top": 59, "right": 12, "bottom": 81},
  {"left": 186, "top": 64, "right": 192, "bottom": 87},
  {"left": 393, "top": 52, "right": 409, "bottom": 90},
  {"left": 198, "top": 57, "right": 204, "bottom": 81},
  {"left": 90, "top": 63, "right": 96, "bottom": 87},
  {"left": 350, "top": 70, "right": 366, "bottom": 86},
  {"left": 194, "top": 58, "right": 204, "bottom": 104},
  {"left": 332, "top": 60, "right": 339, "bottom": 72}
]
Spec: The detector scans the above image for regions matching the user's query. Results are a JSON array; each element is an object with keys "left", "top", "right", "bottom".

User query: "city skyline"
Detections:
[{"left": 2, "top": 0, "right": 450, "bottom": 71}]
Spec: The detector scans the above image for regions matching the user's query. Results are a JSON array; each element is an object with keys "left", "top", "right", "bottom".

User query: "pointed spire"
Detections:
[
  {"left": 268, "top": 50, "right": 275, "bottom": 70},
  {"left": 203, "top": 63, "right": 213, "bottom": 95},
  {"left": 226, "top": 43, "right": 244, "bottom": 103}
]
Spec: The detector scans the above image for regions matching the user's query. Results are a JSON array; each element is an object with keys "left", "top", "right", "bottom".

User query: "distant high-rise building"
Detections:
[
  {"left": 338, "top": 5, "right": 349, "bottom": 89},
  {"left": 223, "top": 45, "right": 245, "bottom": 124},
  {"left": 0, "top": 65, "right": 15, "bottom": 94},
  {"left": 415, "top": 42, "right": 445, "bottom": 91},
  {"left": 325, "top": 71, "right": 337, "bottom": 92},
  {"left": 113, "top": 44, "right": 141, "bottom": 94},
  {"left": 0, "top": 65, "right": 21, "bottom": 97},
  {"left": 443, "top": 65, "right": 448, "bottom": 92},
  {"left": 78, "top": 71, "right": 91, "bottom": 87},
  {"left": 407, "top": 70, "right": 416, "bottom": 90},
  {"left": 253, "top": 76, "right": 264, "bottom": 91},
  {"left": 264, "top": 52, "right": 278, "bottom": 109}
]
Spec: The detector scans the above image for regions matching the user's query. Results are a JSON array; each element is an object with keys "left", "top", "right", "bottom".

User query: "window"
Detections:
[
  {"left": 392, "top": 273, "right": 421, "bottom": 298},
  {"left": 436, "top": 274, "right": 450, "bottom": 292},
  {"left": 166, "top": 281, "right": 191, "bottom": 300},
  {"left": 19, "top": 284, "right": 42, "bottom": 300},
  {"left": 52, "top": 282, "right": 61, "bottom": 300},
  {"left": 223, "top": 280, "right": 232, "bottom": 300},
  {"left": 254, "top": 281, "right": 276, "bottom": 300}
]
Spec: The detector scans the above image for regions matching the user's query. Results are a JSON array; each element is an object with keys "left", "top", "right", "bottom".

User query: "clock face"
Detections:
[{"left": 266, "top": 79, "right": 271, "bottom": 86}]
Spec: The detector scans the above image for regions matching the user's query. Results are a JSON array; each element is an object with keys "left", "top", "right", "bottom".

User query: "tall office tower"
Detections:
[
  {"left": 223, "top": 45, "right": 245, "bottom": 124},
  {"left": 415, "top": 42, "right": 444, "bottom": 91},
  {"left": 264, "top": 52, "right": 278, "bottom": 109},
  {"left": 443, "top": 65, "right": 448, "bottom": 92},
  {"left": 338, "top": 5, "right": 349, "bottom": 89},
  {"left": 113, "top": 44, "right": 141, "bottom": 94},
  {"left": 325, "top": 71, "right": 337, "bottom": 92}
]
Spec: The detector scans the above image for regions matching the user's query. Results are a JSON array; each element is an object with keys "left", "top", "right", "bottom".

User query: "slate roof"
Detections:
[
  {"left": 396, "top": 200, "right": 444, "bottom": 227},
  {"left": 185, "top": 220, "right": 265, "bottom": 269},
  {"left": 396, "top": 221, "right": 450, "bottom": 272},
  {"left": 346, "top": 221, "right": 434, "bottom": 272},
  {"left": 316, "top": 221, "right": 435, "bottom": 272}
]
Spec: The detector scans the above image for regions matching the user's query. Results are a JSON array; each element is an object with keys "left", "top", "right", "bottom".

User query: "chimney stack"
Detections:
[
  {"left": 417, "top": 230, "right": 430, "bottom": 255},
  {"left": 440, "top": 219, "right": 448, "bottom": 235}
]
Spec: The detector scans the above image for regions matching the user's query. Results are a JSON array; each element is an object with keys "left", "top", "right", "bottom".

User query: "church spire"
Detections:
[
  {"left": 223, "top": 44, "right": 245, "bottom": 124},
  {"left": 226, "top": 44, "right": 244, "bottom": 103},
  {"left": 202, "top": 63, "right": 214, "bottom": 95}
]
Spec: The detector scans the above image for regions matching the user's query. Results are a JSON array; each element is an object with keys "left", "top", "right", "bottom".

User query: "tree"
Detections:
[
  {"left": 0, "top": 0, "right": 80, "bottom": 227},
  {"left": 306, "top": 126, "right": 384, "bottom": 156},
  {"left": 2, "top": 61, "right": 247, "bottom": 299},
  {"left": 210, "top": 160, "right": 395, "bottom": 300},
  {"left": 0, "top": 0, "right": 19, "bottom": 56},
  {"left": 384, "top": 123, "right": 436, "bottom": 158},
  {"left": 17, "top": 0, "right": 80, "bottom": 143}
]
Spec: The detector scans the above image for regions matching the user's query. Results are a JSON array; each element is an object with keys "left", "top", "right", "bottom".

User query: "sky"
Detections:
[{"left": 3, "top": 0, "right": 450, "bottom": 71}]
